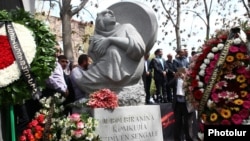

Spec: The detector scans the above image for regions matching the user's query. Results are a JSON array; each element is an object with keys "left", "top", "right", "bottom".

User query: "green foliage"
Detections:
[{"left": 0, "top": 9, "right": 57, "bottom": 106}]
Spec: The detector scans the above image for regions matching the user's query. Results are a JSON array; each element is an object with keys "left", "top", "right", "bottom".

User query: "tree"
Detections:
[
  {"left": 42, "top": 0, "right": 89, "bottom": 62},
  {"left": 145, "top": 0, "right": 243, "bottom": 52}
]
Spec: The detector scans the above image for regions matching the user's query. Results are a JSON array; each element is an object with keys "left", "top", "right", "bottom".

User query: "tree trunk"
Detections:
[
  {"left": 60, "top": 0, "right": 74, "bottom": 62},
  {"left": 175, "top": 0, "right": 181, "bottom": 51},
  {"left": 61, "top": 13, "right": 74, "bottom": 61}
]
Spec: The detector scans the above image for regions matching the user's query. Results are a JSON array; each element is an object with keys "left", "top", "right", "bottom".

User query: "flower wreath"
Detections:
[
  {"left": 185, "top": 26, "right": 250, "bottom": 140},
  {"left": 186, "top": 26, "right": 250, "bottom": 139},
  {"left": 0, "top": 9, "right": 56, "bottom": 106}
]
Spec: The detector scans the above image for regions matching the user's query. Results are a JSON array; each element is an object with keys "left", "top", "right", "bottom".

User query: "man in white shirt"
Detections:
[{"left": 168, "top": 68, "right": 193, "bottom": 141}]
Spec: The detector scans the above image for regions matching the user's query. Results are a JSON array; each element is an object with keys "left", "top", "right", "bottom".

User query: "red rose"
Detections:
[
  {"left": 221, "top": 119, "right": 231, "bottom": 125},
  {"left": 191, "top": 80, "right": 199, "bottom": 88},
  {"left": 19, "top": 135, "right": 26, "bottom": 141},
  {"left": 36, "top": 114, "right": 45, "bottom": 123}
]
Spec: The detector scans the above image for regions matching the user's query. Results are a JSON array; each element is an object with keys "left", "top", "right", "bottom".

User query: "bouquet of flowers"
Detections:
[
  {"left": 87, "top": 88, "right": 119, "bottom": 109},
  {"left": 185, "top": 26, "right": 250, "bottom": 140},
  {"left": 19, "top": 114, "right": 45, "bottom": 141},
  {"left": 19, "top": 93, "right": 100, "bottom": 141},
  {"left": 53, "top": 113, "right": 99, "bottom": 141}
]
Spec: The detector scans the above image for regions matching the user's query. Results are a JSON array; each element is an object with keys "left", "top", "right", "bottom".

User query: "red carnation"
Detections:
[{"left": 193, "top": 90, "right": 203, "bottom": 100}]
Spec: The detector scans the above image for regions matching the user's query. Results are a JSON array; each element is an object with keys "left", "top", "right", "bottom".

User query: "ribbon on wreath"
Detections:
[{"left": 4, "top": 21, "right": 41, "bottom": 100}]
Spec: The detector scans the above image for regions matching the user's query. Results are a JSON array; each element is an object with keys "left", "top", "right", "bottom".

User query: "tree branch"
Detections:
[
  {"left": 72, "top": 0, "right": 89, "bottom": 16},
  {"left": 160, "top": 0, "right": 176, "bottom": 27},
  {"left": 184, "top": 9, "right": 207, "bottom": 26},
  {"left": 242, "top": 0, "right": 250, "bottom": 18}
]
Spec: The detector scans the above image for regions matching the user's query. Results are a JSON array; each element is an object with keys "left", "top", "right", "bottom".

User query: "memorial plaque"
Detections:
[{"left": 92, "top": 105, "right": 163, "bottom": 141}]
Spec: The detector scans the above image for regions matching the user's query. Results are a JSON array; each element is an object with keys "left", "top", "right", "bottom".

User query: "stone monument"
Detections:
[
  {"left": 92, "top": 105, "right": 164, "bottom": 141},
  {"left": 71, "top": 1, "right": 158, "bottom": 106}
]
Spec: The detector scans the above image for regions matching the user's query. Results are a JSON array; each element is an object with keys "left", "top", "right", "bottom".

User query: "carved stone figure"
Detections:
[{"left": 71, "top": 1, "right": 158, "bottom": 106}]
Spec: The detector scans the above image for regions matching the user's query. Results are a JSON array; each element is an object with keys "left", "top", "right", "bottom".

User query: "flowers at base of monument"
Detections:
[
  {"left": 185, "top": 27, "right": 250, "bottom": 126},
  {"left": 19, "top": 114, "right": 45, "bottom": 141},
  {"left": 18, "top": 93, "right": 100, "bottom": 141},
  {"left": 0, "top": 9, "right": 56, "bottom": 106},
  {"left": 56, "top": 113, "right": 99, "bottom": 141},
  {"left": 87, "top": 88, "right": 119, "bottom": 109},
  {"left": 19, "top": 93, "right": 64, "bottom": 141}
]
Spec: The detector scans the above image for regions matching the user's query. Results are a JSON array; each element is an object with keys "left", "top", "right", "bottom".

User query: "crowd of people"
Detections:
[
  {"left": 142, "top": 48, "right": 193, "bottom": 104},
  {"left": 142, "top": 48, "right": 198, "bottom": 141},
  {"left": 14, "top": 45, "right": 198, "bottom": 141}
]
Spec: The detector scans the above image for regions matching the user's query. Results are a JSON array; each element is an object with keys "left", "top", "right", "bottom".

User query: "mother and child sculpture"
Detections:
[{"left": 70, "top": 2, "right": 158, "bottom": 106}]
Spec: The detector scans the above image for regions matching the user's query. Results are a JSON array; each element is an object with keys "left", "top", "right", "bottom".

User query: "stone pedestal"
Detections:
[
  {"left": 115, "top": 79, "right": 146, "bottom": 106},
  {"left": 92, "top": 105, "right": 163, "bottom": 141}
]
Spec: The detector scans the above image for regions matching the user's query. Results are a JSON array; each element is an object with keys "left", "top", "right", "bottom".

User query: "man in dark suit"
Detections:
[
  {"left": 166, "top": 53, "right": 176, "bottom": 103},
  {"left": 151, "top": 48, "right": 168, "bottom": 103},
  {"left": 142, "top": 53, "right": 154, "bottom": 104}
]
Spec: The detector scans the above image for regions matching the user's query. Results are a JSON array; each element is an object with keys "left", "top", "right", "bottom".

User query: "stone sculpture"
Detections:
[{"left": 71, "top": 1, "right": 158, "bottom": 106}]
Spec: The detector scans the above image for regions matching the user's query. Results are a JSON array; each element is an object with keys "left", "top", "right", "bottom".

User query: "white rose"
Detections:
[
  {"left": 199, "top": 70, "right": 205, "bottom": 76},
  {"left": 197, "top": 47, "right": 203, "bottom": 52},
  {"left": 200, "top": 63, "right": 207, "bottom": 70},
  {"left": 212, "top": 47, "right": 218, "bottom": 52},
  {"left": 204, "top": 58, "right": 210, "bottom": 64},
  {"left": 207, "top": 52, "right": 214, "bottom": 59},
  {"left": 196, "top": 75, "right": 200, "bottom": 80},
  {"left": 198, "top": 132, "right": 204, "bottom": 141},
  {"left": 239, "top": 29, "right": 247, "bottom": 43},
  {"left": 207, "top": 99, "right": 214, "bottom": 109},
  {"left": 233, "top": 38, "right": 241, "bottom": 45},
  {"left": 198, "top": 81, "right": 204, "bottom": 87},
  {"left": 200, "top": 88, "right": 204, "bottom": 93},
  {"left": 217, "top": 43, "right": 224, "bottom": 50}
]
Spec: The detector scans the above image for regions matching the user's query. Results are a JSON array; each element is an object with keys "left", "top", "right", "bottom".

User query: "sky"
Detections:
[{"left": 35, "top": 0, "right": 247, "bottom": 58}]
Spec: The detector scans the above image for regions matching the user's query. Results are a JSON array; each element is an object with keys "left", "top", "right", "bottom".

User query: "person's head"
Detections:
[
  {"left": 95, "top": 9, "right": 116, "bottom": 31},
  {"left": 78, "top": 54, "right": 89, "bottom": 70},
  {"left": 155, "top": 48, "right": 163, "bottom": 58},
  {"left": 57, "top": 55, "right": 68, "bottom": 70},
  {"left": 176, "top": 49, "right": 185, "bottom": 58},
  {"left": 175, "top": 67, "right": 187, "bottom": 79},
  {"left": 144, "top": 53, "right": 150, "bottom": 60},
  {"left": 167, "top": 53, "right": 173, "bottom": 60}
]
